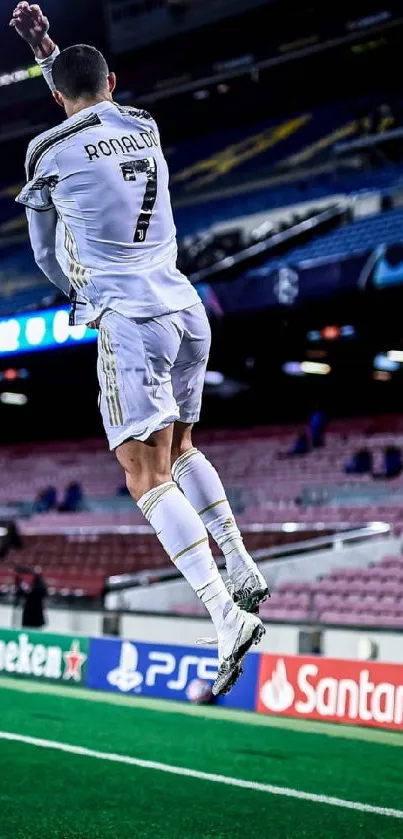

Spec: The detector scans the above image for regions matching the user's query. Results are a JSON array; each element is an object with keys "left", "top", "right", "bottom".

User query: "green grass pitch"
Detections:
[{"left": 0, "top": 678, "right": 402, "bottom": 839}]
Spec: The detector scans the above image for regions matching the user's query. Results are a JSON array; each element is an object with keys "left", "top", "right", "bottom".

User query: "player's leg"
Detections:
[
  {"left": 116, "top": 429, "right": 237, "bottom": 641},
  {"left": 172, "top": 422, "right": 268, "bottom": 612},
  {"left": 97, "top": 309, "right": 264, "bottom": 694},
  {"left": 170, "top": 304, "right": 268, "bottom": 612},
  {"left": 171, "top": 420, "right": 256, "bottom": 573}
]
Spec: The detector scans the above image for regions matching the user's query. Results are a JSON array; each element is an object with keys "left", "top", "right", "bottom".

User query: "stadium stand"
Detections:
[
  {"left": 2, "top": 419, "right": 403, "bottom": 516},
  {"left": 173, "top": 166, "right": 403, "bottom": 237},
  {"left": 259, "top": 552, "right": 403, "bottom": 629},
  {"left": 168, "top": 100, "right": 403, "bottom": 198},
  {"left": 171, "top": 551, "right": 403, "bottom": 629},
  {"left": 1, "top": 527, "right": 319, "bottom": 602},
  {"left": 1, "top": 417, "right": 403, "bottom": 605},
  {"left": 248, "top": 207, "right": 403, "bottom": 276}
]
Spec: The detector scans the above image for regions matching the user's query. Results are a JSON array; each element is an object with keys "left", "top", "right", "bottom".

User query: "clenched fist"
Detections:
[{"left": 9, "top": 2, "right": 49, "bottom": 46}]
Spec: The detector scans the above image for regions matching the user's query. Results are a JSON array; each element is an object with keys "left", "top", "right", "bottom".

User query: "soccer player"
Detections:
[{"left": 10, "top": 3, "right": 268, "bottom": 695}]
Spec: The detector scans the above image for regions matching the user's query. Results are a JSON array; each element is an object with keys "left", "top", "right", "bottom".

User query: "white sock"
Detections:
[
  {"left": 137, "top": 481, "right": 235, "bottom": 633},
  {"left": 172, "top": 449, "right": 257, "bottom": 582}
]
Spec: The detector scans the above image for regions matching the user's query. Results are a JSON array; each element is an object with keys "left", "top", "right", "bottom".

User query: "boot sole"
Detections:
[
  {"left": 235, "top": 586, "right": 270, "bottom": 615},
  {"left": 212, "top": 622, "right": 266, "bottom": 697}
]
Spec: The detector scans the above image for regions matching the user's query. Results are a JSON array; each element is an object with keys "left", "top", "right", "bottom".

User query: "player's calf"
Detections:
[
  {"left": 172, "top": 444, "right": 269, "bottom": 611},
  {"left": 117, "top": 433, "right": 238, "bottom": 638}
]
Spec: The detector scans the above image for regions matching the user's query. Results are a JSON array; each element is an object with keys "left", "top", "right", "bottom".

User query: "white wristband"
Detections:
[{"left": 36, "top": 44, "right": 60, "bottom": 92}]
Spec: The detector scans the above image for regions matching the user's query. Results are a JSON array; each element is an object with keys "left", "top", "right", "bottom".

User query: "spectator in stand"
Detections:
[
  {"left": 345, "top": 448, "right": 372, "bottom": 475},
  {"left": 356, "top": 108, "right": 374, "bottom": 137},
  {"left": 22, "top": 568, "right": 47, "bottom": 629},
  {"left": 279, "top": 430, "right": 310, "bottom": 458},
  {"left": 385, "top": 445, "right": 402, "bottom": 478},
  {"left": 35, "top": 485, "right": 57, "bottom": 513},
  {"left": 0, "top": 521, "right": 22, "bottom": 558},
  {"left": 376, "top": 103, "right": 395, "bottom": 134},
  {"left": 13, "top": 572, "right": 25, "bottom": 608},
  {"left": 309, "top": 408, "right": 327, "bottom": 448},
  {"left": 58, "top": 481, "right": 85, "bottom": 512},
  {"left": 375, "top": 446, "right": 402, "bottom": 479}
]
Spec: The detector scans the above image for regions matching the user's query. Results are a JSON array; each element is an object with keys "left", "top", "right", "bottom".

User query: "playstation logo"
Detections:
[{"left": 107, "top": 641, "right": 144, "bottom": 692}]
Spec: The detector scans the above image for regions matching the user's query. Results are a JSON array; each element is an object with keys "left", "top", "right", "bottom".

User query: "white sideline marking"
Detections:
[{"left": 0, "top": 730, "right": 402, "bottom": 820}]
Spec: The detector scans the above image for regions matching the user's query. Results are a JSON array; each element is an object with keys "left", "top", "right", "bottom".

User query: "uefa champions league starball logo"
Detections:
[{"left": 186, "top": 678, "right": 213, "bottom": 704}]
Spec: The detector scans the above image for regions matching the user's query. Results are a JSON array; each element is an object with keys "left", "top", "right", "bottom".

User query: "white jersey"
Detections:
[{"left": 17, "top": 93, "right": 199, "bottom": 324}]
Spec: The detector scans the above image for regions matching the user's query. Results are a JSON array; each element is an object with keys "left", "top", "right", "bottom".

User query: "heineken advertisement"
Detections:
[{"left": 0, "top": 629, "right": 88, "bottom": 685}]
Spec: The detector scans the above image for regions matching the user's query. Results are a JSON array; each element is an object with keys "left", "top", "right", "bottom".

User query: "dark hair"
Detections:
[{"left": 52, "top": 45, "right": 110, "bottom": 99}]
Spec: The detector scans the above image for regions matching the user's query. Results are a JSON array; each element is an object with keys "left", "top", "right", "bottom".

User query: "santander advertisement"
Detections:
[{"left": 257, "top": 655, "right": 403, "bottom": 730}]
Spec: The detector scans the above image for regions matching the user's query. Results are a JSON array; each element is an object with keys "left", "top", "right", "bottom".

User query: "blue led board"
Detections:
[{"left": 0, "top": 306, "right": 97, "bottom": 357}]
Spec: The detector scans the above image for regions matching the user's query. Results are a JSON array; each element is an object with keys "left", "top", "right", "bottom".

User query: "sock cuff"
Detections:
[
  {"left": 172, "top": 447, "right": 202, "bottom": 484},
  {"left": 137, "top": 481, "right": 177, "bottom": 522},
  {"left": 196, "top": 575, "right": 229, "bottom": 602}
]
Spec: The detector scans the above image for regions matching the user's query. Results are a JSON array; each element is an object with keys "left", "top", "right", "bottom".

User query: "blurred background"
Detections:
[{"left": 0, "top": 0, "right": 403, "bottom": 660}]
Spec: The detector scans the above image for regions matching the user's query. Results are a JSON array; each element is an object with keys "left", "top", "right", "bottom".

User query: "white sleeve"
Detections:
[
  {"left": 16, "top": 170, "right": 57, "bottom": 211},
  {"left": 36, "top": 45, "right": 61, "bottom": 92},
  {"left": 27, "top": 205, "right": 70, "bottom": 297},
  {"left": 16, "top": 134, "right": 69, "bottom": 297}
]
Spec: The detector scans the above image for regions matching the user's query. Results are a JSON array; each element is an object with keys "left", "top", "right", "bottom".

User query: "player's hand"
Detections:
[{"left": 9, "top": 3, "right": 49, "bottom": 46}]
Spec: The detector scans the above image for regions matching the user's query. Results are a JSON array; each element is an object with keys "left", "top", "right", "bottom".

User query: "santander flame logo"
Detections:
[{"left": 260, "top": 658, "right": 295, "bottom": 713}]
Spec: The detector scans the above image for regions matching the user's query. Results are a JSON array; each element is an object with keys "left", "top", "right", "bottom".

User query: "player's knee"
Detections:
[
  {"left": 124, "top": 467, "right": 172, "bottom": 501},
  {"left": 116, "top": 432, "right": 173, "bottom": 500},
  {"left": 171, "top": 422, "right": 194, "bottom": 465},
  {"left": 171, "top": 441, "right": 194, "bottom": 465},
  {"left": 116, "top": 451, "right": 171, "bottom": 501}
]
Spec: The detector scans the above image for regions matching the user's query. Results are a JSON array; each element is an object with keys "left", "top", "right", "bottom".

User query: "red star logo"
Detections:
[{"left": 63, "top": 640, "right": 87, "bottom": 681}]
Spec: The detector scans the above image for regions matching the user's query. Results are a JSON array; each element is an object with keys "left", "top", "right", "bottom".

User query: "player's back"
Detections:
[{"left": 18, "top": 101, "right": 199, "bottom": 321}]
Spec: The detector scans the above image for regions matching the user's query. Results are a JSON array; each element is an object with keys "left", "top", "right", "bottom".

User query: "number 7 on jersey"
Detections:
[{"left": 120, "top": 158, "right": 158, "bottom": 243}]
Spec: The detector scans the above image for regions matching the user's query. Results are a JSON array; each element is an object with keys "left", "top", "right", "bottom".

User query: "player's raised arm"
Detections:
[{"left": 9, "top": 3, "right": 59, "bottom": 89}]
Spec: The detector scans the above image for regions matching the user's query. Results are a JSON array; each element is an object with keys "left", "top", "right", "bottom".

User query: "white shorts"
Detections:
[{"left": 97, "top": 303, "right": 211, "bottom": 450}]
